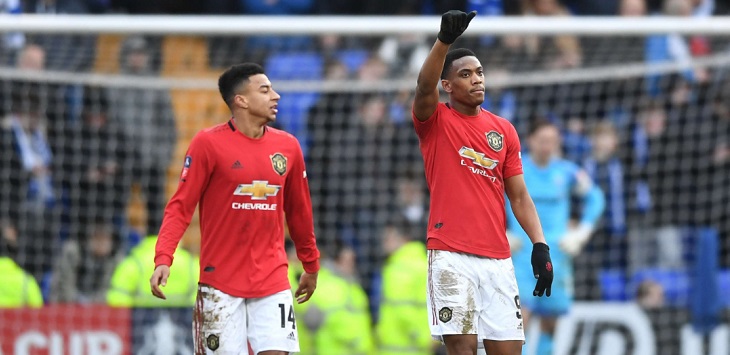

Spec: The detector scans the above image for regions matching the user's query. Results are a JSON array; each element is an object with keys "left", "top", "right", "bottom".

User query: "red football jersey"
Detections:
[
  {"left": 413, "top": 103, "right": 523, "bottom": 259},
  {"left": 155, "top": 120, "right": 320, "bottom": 298}
]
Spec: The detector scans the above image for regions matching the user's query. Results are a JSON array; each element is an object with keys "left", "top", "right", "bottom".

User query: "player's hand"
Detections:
[
  {"left": 150, "top": 265, "right": 170, "bottom": 300},
  {"left": 531, "top": 242, "right": 553, "bottom": 297},
  {"left": 295, "top": 271, "right": 318, "bottom": 304},
  {"left": 438, "top": 10, "right": 477, "bottom": 45},
  {"left": 559, "top": 223, "right": 593, "bottom": 257}
]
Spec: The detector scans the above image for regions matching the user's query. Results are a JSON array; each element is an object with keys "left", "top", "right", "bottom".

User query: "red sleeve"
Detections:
[
  {"left": 284, "top": 140, "right": 320, "bottom": 274},
  {"left": 503, "top": 122, "right": 523, "bottom": 179},
  {"left": 154, "top": 132, "right": 213, "bottom": 267},
  {"left": 412, "top": 103, "right": 441, "bottom": 140}
]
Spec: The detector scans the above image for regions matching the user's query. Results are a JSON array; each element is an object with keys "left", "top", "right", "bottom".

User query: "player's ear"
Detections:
[
  {"left": 441, "top": 79, "right": 453, "bottom": 93},
  {"left": 234, "top": 94, "right": 248, "bottom": 109}
]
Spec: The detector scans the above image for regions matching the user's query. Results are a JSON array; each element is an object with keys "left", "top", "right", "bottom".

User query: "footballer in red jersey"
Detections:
[
  {"left": 150, "top": 63, "right": 320, "bottom": 355},
  {"left": 413, "top": 10, "right": 554, "bottom": 355}
]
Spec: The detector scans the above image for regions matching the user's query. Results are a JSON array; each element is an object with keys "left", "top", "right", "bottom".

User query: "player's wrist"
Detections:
[
  {"left": 570, "top": 223, "right": 594, "bottom": 243},
  {"left": 302, "top": 259, "right": 320, "bottom": 274},
  {"left": 577, "top": 222, "right": 594, "bottom": 234},
  {"left": 154, "top": 255, "right": 173, "bottom": 268},
  {"left": 530, "top": 235, "right": 548, "bottom": 246},
  {"left": 532, "top": 242, "right": 549, "bottom": 252},
  {"left": 436, "top": 34, "right": 456, "bottom": 45}
]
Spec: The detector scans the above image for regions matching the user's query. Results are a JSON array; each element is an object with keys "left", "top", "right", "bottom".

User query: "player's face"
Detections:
[
  {"left": 529, "top": 125, "right": 561, "bottom": 161},
  {"left": 238, "top": 74, "right": 281, "bottom": 122},
  {"left": 442, "top": 56, "right": 485, "bottom": 107}
]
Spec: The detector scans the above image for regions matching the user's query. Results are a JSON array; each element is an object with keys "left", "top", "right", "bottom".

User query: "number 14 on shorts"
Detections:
[{"left": 278, "top": 303, "right": 296, "bottom": 329}]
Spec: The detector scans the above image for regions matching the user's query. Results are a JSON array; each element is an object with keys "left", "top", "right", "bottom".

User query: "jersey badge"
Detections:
[
  {"left": 234, "top": 180, "right": 281, "bottom": 200},
  {"left": 270, "top": 153, "right": 288, "bottom": 176},
  {"left": 486, "top": 131, "right": 504, "bottom": 152},
  {"left": 180, "top": 155, "right": 192, "bottom": 182}
]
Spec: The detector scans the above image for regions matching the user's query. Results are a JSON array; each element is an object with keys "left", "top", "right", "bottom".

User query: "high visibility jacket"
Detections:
[
  {"left": 107, "top": 236, "right": 198, "bottom": 307},
  {"left": 288, "top": 263, "right": 313, "bottom": 355},
  {"left": 0, "top": 257, "right": 43, "bottom": 308},
  {"left": 376, "top": 242, "right": 432, "bottom": 355},
  {"left": 306, "top": 266, "right": 375, "bottom": 355}
]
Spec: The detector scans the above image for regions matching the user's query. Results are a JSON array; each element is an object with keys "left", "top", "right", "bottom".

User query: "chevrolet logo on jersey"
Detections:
[
  {"left": 459, "top": 147, "right": 498, "bottom": 170},
  {"left": 234, "top": 180, "right": 281, "bottom": 200}
]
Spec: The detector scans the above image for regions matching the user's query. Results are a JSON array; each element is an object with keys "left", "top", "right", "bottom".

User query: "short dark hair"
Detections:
[
  {"left": 441, "top": 48, "right": 477, "bottom": 79},
  {"left": 528, "top": 118, "right": 557, "bottom": 137},
  {"left": 218, "top": 63, "right": 265, "bottom": 108}
]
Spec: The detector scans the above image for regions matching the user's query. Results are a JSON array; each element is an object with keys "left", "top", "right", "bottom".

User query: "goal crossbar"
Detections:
[{"left": 2, "top": 14, "right": 730, "bottom": 36}]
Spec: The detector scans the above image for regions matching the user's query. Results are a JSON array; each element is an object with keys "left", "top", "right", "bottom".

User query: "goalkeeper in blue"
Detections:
[{"left": 506, "top": 120, "right": 605, "bottom": 355}]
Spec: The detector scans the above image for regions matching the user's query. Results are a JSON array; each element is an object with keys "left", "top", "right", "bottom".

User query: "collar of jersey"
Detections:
[{"left": 446, "top": 104, "right": 483, "bottom": 120}]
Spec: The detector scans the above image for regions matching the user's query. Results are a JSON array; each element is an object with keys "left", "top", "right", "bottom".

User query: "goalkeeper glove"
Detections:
[
  {"left": 438, "top": 10, "right": 477, "bottom": 45},
  {"left": 531, "top": 242, "right": 553, "bottom": 297},
  {"left": 559, "top": 223, "right": 593, "bottom": 257}
]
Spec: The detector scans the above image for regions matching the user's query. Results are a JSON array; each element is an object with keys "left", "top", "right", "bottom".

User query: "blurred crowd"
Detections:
[{"left": 0, "top": 0, "right": 729, "bottom": 353}]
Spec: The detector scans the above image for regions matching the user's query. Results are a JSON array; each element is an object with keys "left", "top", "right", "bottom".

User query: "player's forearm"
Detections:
[
  {"left": 416, "top": 41, "right": 450, "bottom": 94},
  {"left": 580, "top": 185, "right": 606, "bottom": 226},
  {"left": 285, "top": 203, "right": 320, "bottom": 273},
  {"left": 509, "top": 193, "right": 546, "bottom": 245},
  {"left": 154, "top": 201, "right": 191, "bottom": 267},
  {"left": 285, "top": 156, "right": 321, "bottom": 273},
  {"left": 289, "top": 224, "right": 319, "bottom": 274}
]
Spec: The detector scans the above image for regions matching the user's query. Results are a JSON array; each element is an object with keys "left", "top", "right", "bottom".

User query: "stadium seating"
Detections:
[{"left": 264, "top": 52, "right": 323, "bottom": 138}]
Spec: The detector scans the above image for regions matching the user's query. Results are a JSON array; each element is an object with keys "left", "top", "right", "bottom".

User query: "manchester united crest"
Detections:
[
  {"left": 270, "top": 153, "right": 287, "bottom": 176},
  {"left": 206, "top": 334, "right": 220, "bottom": 351},
  {"left": 486, "top": 131, "right": 503, "bottom": 152},
  {"left": 439, "top": 307, "right": 453, "bottom": 323}
]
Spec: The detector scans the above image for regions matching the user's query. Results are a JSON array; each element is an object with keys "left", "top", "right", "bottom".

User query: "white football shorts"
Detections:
[
  {"left": 193, "top": 285, "right": 299, "bottom": 354},
  {"left": 427, "top": 249, "right": 525, "bottom": 343}
]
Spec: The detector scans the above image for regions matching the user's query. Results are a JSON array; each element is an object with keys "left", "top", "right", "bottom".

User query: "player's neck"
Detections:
[
  {"left": 449, "top": 100, "right": 481, "bottom": 116},
  {"left": 231, "top": 116, "right": 266, "bottom": 139}
]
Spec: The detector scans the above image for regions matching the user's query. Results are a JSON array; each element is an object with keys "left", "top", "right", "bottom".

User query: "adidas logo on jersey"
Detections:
[
  {"left": 287, "top": 331, "right": 296, "bottom": 341},
  {"left": 231, "top": 160, "right": 243, "bottom": 169}
]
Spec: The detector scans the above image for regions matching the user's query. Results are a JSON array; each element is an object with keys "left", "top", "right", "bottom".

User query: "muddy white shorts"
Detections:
[
  {"left": 193, "top": 285, "right": 299, "bottom": 354},
  {"left": 427, "top": 250, "right": 525, "bottom": 342}
]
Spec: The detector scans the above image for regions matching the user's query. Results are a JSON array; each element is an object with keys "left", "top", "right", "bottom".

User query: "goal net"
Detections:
[{"left": 0, "top": 14, "right": 729, "bottom": 355}]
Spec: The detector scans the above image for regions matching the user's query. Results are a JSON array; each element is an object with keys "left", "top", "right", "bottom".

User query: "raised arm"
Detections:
[{"left": 413, "top": 10, "right": 476, "bottom": 121}]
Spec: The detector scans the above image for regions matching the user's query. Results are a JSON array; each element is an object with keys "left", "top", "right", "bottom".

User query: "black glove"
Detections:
[
  {"left": 438, "top": 10, "right": 477, "bottom": 45},
  {"left": 531, "top": 242, "right": 553, "bottom": 297}
]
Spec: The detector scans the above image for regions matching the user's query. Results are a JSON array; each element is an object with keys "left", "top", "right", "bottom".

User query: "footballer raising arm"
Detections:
[
  {"left": 414, "top": 11, "right": 477, "bottom": 121},
  {"left": 412, "top": 10, "right": 553, "bottom": 355}
]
